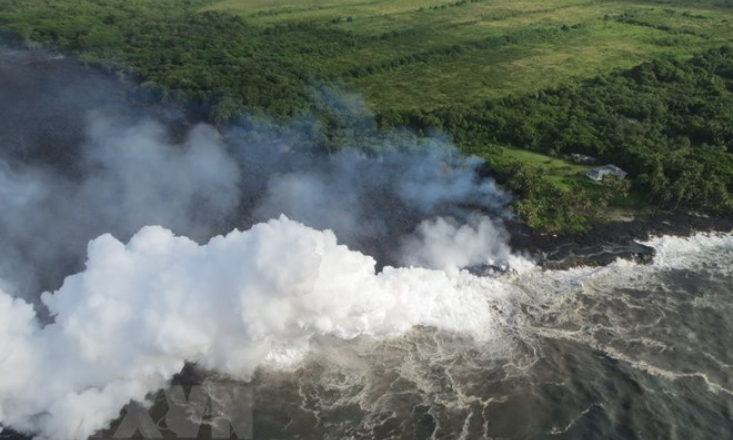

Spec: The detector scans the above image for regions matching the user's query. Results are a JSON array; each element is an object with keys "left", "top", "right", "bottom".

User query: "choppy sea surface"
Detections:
[{"left": 231, "top": 233, "right": 732, "bottom": 440}]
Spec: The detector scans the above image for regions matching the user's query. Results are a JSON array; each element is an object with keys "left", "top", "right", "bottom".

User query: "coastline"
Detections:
[{"left": 507, "top": 210, "right": 733, "bottom": 270}]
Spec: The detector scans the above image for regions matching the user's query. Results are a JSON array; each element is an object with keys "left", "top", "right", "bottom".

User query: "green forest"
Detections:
[
  {"left": 0, "top": 0, "right": 732, "bottom": 232},
  {"left": 395, "top": 49, "right": 733, "bottom": 230}
]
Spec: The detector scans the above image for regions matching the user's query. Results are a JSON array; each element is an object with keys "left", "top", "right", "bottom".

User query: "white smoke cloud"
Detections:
[
  {"left": 1, "top": 109, "right": 515, "bottom": 301},
  {"left": 396, "top": 154, "right": 509, "bottom": 214},
  {"left": 0, "top": 51, "right": 525, "bottom": 440},
  {"left": 0, "top": 217, "right": 506, "bottom": 440},
  {"left": 0, "top": 116, "right": 241, "bottom": 300},
  {"left": 399, "top": 215, "right": 512, "bottom": 272},
  {"left": 246, "top": 146, "right": 513, "bottom": 270},
  {"left": 254, "top": 172, "right": 376, "bottom": 241},
  {"left": 80, "top": 118, "right": 241, "bottom": 236}
]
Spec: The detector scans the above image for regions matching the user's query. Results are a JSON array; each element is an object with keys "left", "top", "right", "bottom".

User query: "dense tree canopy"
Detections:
[{"left": 392, "top": 48, "right": 733, "bottom": 222}]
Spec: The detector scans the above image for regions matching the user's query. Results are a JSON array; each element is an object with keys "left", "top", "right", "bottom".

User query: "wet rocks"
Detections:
[
  {"left": 507, "top": 210, "right": 732, "bottom": 270},
  {"left": 540, "top": 240, "right": 655, "bottom": 270}
]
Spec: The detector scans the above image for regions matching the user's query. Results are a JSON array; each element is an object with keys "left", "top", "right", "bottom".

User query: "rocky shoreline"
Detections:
[{"left": 507, "top": 210, "right": 733, "bottom": 270}]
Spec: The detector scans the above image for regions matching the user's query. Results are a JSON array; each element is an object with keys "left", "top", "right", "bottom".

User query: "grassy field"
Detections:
[
  {"left": 497, "top": 147, "right": 590, "bottom": 190},
  {"left": 205, "top": 0, "right": 733, "bottom": 111},
  {"left": 2, "top": 0, "right": 731, "bottom": 115}
]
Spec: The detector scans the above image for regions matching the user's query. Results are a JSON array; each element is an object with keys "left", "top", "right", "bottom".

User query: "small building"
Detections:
[{"left": 586, "top": 164, "right": 627, "bottom": 182}]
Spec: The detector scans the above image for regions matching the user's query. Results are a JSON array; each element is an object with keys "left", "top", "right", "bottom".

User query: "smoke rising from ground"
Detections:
[
  {"left": 0, "top": 119, "right": 241, "bottom": 299},
  {"left": 0, "top": 112, "right": 512, "bottom": 301},
  {"left": 0, "top": 47, "right": 521, "bottom": 440},
  {"left": 400, "top": 215, "right": 512, "bottom": 272}
]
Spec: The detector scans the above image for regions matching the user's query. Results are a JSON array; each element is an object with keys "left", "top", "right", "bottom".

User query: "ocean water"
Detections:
[{"left": 237, "top": 233, "right": 733, "bottom": 440}]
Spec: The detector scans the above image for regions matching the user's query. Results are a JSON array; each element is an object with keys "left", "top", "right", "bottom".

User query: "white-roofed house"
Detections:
[{"left": 586, "top": 164, "right": 627, "bottom": 182}]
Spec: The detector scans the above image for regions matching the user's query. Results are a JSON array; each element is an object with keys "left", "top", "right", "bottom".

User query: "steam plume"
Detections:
[
  {"left": 0, "top": 217, "right": 505, "bottom": 440},
  {"left": 0, "top": 46, "right": 520, "bottom": 440},
  {"left": 400, "top": 214, "right": 511, "bottom": 272}
]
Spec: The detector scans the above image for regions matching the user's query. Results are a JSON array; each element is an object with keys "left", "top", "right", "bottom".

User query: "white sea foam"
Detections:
[{"left": 642, "top": 232, "right": 733, "bottom": 271}]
